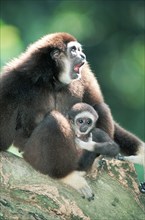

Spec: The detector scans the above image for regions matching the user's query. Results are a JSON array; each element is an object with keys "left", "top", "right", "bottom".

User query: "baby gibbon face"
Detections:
[
  {"left": 73, "top": 111, "right": 97, "bottom": 137},
  {"left": 51, "top": 41, "right": 86, "bottom": 84},
  {"left": 68, "top": 103, "right": 99, "bottom": 138}
]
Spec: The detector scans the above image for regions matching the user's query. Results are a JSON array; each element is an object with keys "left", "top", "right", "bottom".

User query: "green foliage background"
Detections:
[{"left": 0, "top": 0, "right": 144, "bottom": 142}]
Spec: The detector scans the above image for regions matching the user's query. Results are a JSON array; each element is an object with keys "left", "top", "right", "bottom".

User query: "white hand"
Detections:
[{"left": 75, "top": 135, "right": 95, "bottom": 152}]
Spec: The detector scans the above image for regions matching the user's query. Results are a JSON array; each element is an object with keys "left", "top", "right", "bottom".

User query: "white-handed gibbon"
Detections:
[
  {"left": 68, "top": 102, "right": 119, "bottom": 156},
  {"left": 68, "top": 102, "right": 120, "bottom": 171},
  {"left": 0, "top": 32, "right": 144, "bottom": 199}
]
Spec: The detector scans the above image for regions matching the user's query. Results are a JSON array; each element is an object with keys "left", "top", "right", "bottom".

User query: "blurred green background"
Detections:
[{"left": 0, "top": 0, "right": 144, "bottom": 143}]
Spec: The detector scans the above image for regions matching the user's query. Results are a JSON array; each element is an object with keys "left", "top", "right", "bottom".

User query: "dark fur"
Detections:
[
  {"left": 91, "top": 128, "right": 119, "bottom": 156},
  {"left": 23, "top": 111, "right": 78, "bottom": 178},
  {"left": 78, "top": 127, "right": 120, "bottom": 171},
  {"left": 114, "top": 123, "right": 141, "bottom": 156},
  {"left": 0, "top": 33, "right": 144, "bottom": 181}
]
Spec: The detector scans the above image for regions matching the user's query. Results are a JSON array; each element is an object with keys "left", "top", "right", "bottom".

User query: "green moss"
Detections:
[
  {"left": 36, "top": 195, "right": 59, "bottom": 210},
  {"left": 126, "top": 176, "right": 134, "bottom": 189},
  {"left": 110, "top": 164, "right": 119, "bottom": 178},
  {"left": 10, "top": 189, "right": 59, "bottom": 211},
  {"left": 70, "top": 215, "right": 84, "bottom": 220},
  {"left": 10, "top": 189, "right": 32, "bottom": 201},
  {"left": 138, "top": 194, "right": 145, "bottom": 206},
  {"left": 0, "top": 212, "right": 5, "bottom": 220},
  {"left": 121, "top": 163, "right": 130, "bottom": 170},
  {"left": 28, "top": 212, "right": 48, "bottom": 220},
  {"left": 0, "top": 199, "right": 13, "bottom": 210},
  {"left": 111, "top": 197, "right": 119, "bottom": 207}
]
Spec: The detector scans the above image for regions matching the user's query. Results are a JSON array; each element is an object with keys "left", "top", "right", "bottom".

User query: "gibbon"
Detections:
[{"left": 0, "top": 32, "right": 144, "bottom": 199}]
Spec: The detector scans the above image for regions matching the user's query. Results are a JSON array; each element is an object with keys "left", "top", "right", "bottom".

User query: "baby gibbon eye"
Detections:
[
  {"left": 77, "top": 118, "right": 84, "bottom": 124},
  {"left": 87, "top": 119, "right": 92, "bottom": 125}
]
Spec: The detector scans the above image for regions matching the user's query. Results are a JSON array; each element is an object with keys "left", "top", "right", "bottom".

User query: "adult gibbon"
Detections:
[{"left": 0, "top": 32, "right": 144, "bottom": 199}]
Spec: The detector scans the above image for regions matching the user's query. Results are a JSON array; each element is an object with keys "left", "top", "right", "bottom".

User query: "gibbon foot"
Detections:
[
  {"left": 61, "top": 171, "right": 94, "bottom": 200},
  {"left": 80, "top": 187, "right": 95, "bottom": 201},
  {"left": 116, "top": 143, "right": 145, "bottom": 165},
  {"left": 139, "top": 182, "right": 145, "bottom": 194},
  {"left": 97, "top": 158, "right": 107, "bottom": 171},
  {"left": 115, "top": 153, "right": 125, "bottom": 161},
  {"left": 98, "top": 159, "right": 107, "bottom": 167},
  {"left": 116, "top": 154, "right": 145, "bottom": 194}
]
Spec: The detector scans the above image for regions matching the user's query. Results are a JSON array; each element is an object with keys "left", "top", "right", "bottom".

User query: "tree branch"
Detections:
[{"left": 0, "top": 152, "right": 145, "bottom": 220}]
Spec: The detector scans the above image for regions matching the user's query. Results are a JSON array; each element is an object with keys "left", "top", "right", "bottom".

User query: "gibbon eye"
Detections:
[
  {"left": 77, "top": 119, "right": 84, "bottom": 124},
  {"left": 87, "top": 119, "right": 92, "bottom": 125},
  {"left": 71, "top": 46, "right": 76, "bottom": 52}
]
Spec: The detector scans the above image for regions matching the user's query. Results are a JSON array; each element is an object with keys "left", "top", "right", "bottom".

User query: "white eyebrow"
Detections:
[
  {"left": 75, "top": 111, "right": 96, "bottom": 123},
  {"left": 67, "top": 41, "right": 82, "bottom": 50}
]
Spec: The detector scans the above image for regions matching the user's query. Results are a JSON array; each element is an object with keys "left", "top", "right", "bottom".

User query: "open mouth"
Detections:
[
  {"left": 71, "top": 61, "right": 85, "bottom": 80},
  {"left": 74, "top": 62, "right": 85, "bottom": 74}
]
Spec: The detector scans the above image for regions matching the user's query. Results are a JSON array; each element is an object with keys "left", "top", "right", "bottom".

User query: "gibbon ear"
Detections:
[{"left": 50, "top": 49, "right": 60, "bottom": 59}]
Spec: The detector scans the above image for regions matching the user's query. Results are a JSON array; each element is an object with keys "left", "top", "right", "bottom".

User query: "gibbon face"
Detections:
[
  {"left": 51, "top": 41, "right": 86, "bottom": 84},
  {"left": 68, "top": 103, "right": 99, "bottom": 137},
  {"left": 73, "top": 111, "right": 96, "bottom": 137}
]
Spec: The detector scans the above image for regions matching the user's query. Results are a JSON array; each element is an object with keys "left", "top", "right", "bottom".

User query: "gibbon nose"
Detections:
[
  {"left": 80, "top": 52, "right": 86, "bottom": 60},
  {"left": 80, "top": 125, "right": 88, "bottom": 133}
]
